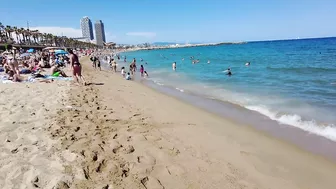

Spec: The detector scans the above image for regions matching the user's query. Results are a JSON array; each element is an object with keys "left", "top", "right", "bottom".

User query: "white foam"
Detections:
[
  {"left": 246, "top": 105, "right": 336, "bottom": 141},
  {"left": 176, "top": 88, "right": 184, "bottom": 92}
]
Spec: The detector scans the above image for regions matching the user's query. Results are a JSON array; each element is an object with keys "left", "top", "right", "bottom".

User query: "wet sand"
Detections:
[{"left": 1, "top": 57, "right": 336, "bottom": 189}]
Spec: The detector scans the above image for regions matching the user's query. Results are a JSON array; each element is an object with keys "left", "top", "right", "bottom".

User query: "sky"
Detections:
[{"left": 1, "top": 0, "right": 335, "bottom": 44}]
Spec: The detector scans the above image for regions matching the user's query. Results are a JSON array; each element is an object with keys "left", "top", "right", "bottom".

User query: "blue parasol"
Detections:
[
  {"left": 54, "top": 50, "right": 68, "bottom": 55},
  {"left": 20, "top": 53, "right": 31, "bottom": 58},
  {"left": 27, "top": 49, "right": 34, "bottom": 53}
]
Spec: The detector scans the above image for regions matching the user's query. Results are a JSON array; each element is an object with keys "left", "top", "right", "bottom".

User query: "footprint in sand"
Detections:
[
  {"left": 141, "top": 176, "right": 165, "bottom": 189},
  {"left": 96, "top": 159, "right": 106, "bottom": 173},
  {"left": 166, "top": 164, "right": 186, "bottom": 177},
  {"left": 124, "top": 145, "right": 135, "bottom": 154},
  {"left": 112, "top": 144, "right": 123, "bottom": 154},
  {"left": 53, "top": 181, "right": 70, "bottom": 189},
  {"left": 137, "top": 154, "right": 156, "bottom": 165},
  {"left": 112, "top": 133, "right": 118, "bottom": 139},
  {"left": 92, "top": 152, "right": 98, "bottom": 161}
]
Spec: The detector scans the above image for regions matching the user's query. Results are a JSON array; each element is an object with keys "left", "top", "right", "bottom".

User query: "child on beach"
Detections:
[
  {"left": 144, "top": 71, "right": 149, "bottom": 78},
  {"left": 121, "top": 67, "right": 126, "bottom": 77},
  {"left": 140, "top": 65, "right": 144, "bottom": 77},
  {"left": 126, "top": 72, "right": 131, "bottom": 80}
]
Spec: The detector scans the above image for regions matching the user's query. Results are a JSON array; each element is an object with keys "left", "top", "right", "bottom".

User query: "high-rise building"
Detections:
[
  {"left": 80, "top": 16, "right": 94, "bottom": 41},
  {"left": 94, "top": 20, "right": 106, "bottom": 47}
]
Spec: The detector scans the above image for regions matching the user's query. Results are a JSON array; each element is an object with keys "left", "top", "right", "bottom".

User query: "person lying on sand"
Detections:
[{"left": 7, "top": 70, "right": 21, "bottom": 82}]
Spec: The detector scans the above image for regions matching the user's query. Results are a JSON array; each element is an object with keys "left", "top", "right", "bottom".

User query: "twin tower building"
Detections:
[{"left": 80, "top": 16, "right": 106, "bottom": 47}]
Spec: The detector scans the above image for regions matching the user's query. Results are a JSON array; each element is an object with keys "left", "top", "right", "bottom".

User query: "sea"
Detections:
[{"left": 119, "top": 37, "right": 336, "bottom": 142}]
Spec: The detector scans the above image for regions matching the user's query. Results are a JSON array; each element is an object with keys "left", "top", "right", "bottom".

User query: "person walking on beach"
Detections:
[
  {"left": 97, "top": 59, "right": 101, "bottom": 71},
  {"left": 90, "top": 56, "right": 98, "bottom": 69},
  {"left": 69, "top": 49, "right": 86, "bottom": 85},
  {"left": 111, "top": 58, "right": 117, "bottom": 73},
  {"left": 130, "top": 58, "right": 137, "bottom": 75}
]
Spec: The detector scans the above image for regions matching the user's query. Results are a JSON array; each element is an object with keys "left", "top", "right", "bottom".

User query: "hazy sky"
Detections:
[{"left": 1, "top": 0, "right": 335, "bottom": 44}]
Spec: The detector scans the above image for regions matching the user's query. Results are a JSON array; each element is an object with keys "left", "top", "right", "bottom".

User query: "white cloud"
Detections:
[
  {"left": 29, "top": 26, "right": 116, "bottom": 41},
  {"left": 126, "top": 32, "right": 156, "bottom": 38},
  {"left": 30, "top": 26, "right": 82, "bottom": 38}
]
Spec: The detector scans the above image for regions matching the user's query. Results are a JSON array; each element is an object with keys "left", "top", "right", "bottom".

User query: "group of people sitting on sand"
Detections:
[{"left": 0, "top": 45, "right": 86, "bottom": 85}]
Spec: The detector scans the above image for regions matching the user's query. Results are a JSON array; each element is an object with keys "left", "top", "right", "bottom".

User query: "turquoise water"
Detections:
[{"left": 121, "top": 38, "right": 336, "bottom": 141}]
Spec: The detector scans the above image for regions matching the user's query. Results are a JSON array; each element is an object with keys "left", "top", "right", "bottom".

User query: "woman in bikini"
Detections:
[
  {"left": 7, "top": 50, "right": 20, "bottom": 76},
  {"left": 69, "top": 49, "right": 86, "bottom": 85}
]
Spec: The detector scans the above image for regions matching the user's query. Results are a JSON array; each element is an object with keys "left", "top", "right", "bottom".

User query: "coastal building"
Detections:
[
  {"left": 80, "top": 16, "right": 94, "bottom": 41},
  {"left": 94, "top": 20, "right": 106, "bottom": 47}
]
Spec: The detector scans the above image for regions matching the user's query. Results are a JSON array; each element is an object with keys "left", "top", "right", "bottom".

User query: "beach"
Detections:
[{"left": 1, "top": 57, "right": 336, "bottom": 189}]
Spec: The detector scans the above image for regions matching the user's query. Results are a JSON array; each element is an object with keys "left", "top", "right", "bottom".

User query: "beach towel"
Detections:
[
  {"left": 44, "top": 75, "right": 73, "bottom": 81},
  {"left": 20, "top": 69, "right": 32, "bottom": 74}
]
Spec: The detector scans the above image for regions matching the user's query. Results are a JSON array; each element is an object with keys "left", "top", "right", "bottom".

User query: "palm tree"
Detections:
[
  {"left": 0, "top": 22, "right": 4, "bottom": 42},
  {"left": 19, "top": 28, "right": 26, "bottom": 44},
  {"left": 5, "top": 25, "right": 11, "bottom": 39},
  {"left": 37, "top": 32, "right": 43, "bottom": 45},
  {"left": 30, "top": 30, "right": 39, "bottom": 44},
  {"left": 25, "top": 29, "right": 32, "bottom": 45},
  {"left": 46, "top": 33, "right": 53, "bottom": 46},
  {"left": 12, "top": 26, "right": 20, "bottom": 43}
]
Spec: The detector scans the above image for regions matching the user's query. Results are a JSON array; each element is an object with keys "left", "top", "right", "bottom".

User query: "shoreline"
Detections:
[
  {"left": 84, "top": 57, "right": 336, "bottom": 188},
  {"left": 140, "top": 78, "right": 336, "bottom": 162},
  {"left": 2, "top": 56, "right": 336, "bottom": 188}
]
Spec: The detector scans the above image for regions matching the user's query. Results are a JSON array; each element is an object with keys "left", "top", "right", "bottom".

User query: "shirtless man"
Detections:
[{"left": 69, "top": 49, "right": 86, "bottom": 85}]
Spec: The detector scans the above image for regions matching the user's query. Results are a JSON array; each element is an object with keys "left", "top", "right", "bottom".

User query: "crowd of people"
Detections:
[
  {"left": 89, "top": 54, "right": 149, "bottom": 81},
  {"left": 0, "top": 45, "right": 87, "bottom": 85}
]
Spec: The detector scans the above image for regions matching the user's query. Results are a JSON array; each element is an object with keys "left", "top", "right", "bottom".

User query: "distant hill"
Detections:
[
  {"left": 152, "top": 42, "right": 205, "bottom": 45},
  {"left": 152, "top": 42, "right": 178, "bottom": 46}
]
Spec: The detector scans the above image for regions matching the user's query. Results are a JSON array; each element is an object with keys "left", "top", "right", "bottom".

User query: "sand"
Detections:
[
  {"left": 1, "top": 57, "right": 336, "bottom": 189},
  {"left": 0, "top": 78, "right": 73, "bottom": 188}
]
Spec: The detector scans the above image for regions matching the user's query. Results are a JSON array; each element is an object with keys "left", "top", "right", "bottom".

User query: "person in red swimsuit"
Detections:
[{"left": 69, "top": 49, "right": 86, "bottom": 85}]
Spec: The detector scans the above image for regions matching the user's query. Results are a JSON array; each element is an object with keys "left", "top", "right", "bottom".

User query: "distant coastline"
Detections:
[{"left": 127, "top": 41, "right": 247, "bottom": 51}]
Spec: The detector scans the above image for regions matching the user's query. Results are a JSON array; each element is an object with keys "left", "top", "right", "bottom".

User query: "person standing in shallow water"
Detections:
[{"left": 140, "top": 65, "right": 144, "bottom": 77}]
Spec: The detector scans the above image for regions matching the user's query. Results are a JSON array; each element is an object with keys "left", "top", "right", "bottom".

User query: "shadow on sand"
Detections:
[{"left": 86, "top": 83, "right": 104, "bottom": 86}]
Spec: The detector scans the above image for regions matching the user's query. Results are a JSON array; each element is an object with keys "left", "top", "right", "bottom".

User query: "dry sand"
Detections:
[
  {"left": 1, "top": 57, "right": 336, "bottom": 189},
  {"left": 0, "top": 78, "right": 74, "bottom": 188}
]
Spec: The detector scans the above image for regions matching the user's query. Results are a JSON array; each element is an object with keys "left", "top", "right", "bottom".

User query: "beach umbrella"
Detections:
[
  {"left": 55, "top": 50, "right": 68, "bottom": 55},
  {"left": 43, "top": 47, "right": 65, "bottom": 51},
  {"left": 20, "top": 53, "right": 31, "bottom": 58},
  {"left": 27, "top": 49, "right": 34, "bottom": 53}
]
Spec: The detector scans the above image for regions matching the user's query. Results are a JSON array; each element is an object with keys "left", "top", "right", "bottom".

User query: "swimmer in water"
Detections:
[
  {"left": 207, "top": 60, "right": 210, "bottom": 64},
  {"left": 245, "top": 62, "right": 250, "bottom": 66},
  {"left": 227, "top": 68, "right": 232, "bottom": 76},
  {"left": 172, "top": 62, "right": 176, "bottom": 70}
]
